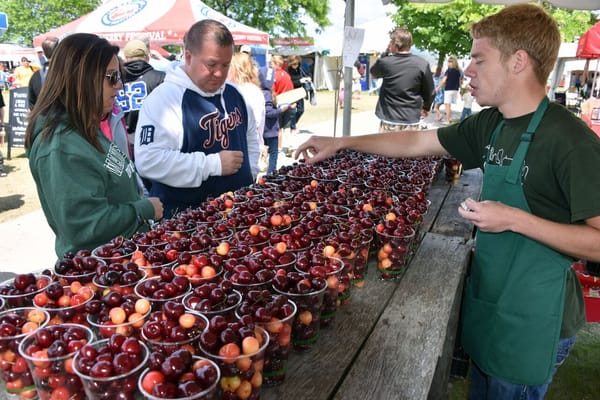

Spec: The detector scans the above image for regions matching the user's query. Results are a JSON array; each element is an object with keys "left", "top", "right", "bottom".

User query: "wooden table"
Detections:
[{"left": 262, "top": 168, "right": 483, "bottom": 400}]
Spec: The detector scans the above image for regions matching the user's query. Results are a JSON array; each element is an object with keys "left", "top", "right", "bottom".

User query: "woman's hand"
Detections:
[{"left": 148, "top": 197, "right": 164, "bottom": 220}]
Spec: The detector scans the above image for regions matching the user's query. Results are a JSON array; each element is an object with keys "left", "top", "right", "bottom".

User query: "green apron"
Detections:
[{"left": 461, "top": 97, "right": 570, "bottom": 385}]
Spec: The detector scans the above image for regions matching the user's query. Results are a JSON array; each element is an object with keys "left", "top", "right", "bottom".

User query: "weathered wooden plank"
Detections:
[
  {"left": 0, "top": 271, "right": 16, "bottom": 283},
  {"left": 421, "top": 174, "right": 450, "bottom": 235},
  {"left": 430, "top": 169, "right": 482, "bottom": 240},
  {"left": 261, "top": 263, "right": 400, "bottom": 400},
  {"left": 333, "top": 233, "right": 471, "bottom": 400}
]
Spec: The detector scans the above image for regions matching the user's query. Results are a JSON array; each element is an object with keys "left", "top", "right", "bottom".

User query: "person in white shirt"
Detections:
[{"left": 460, "top": 85, "right": 474, "bottom": 121}]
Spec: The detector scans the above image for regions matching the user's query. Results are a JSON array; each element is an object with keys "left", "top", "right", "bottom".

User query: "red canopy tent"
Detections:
[
  {"left": 33, "top": 0, "right": 269, "bottom": 47},
  {"left": 577, "top": 22, "right": 600, "bottom": 137},
  {"left": 577, "top": 22, "right": 600, "bottom": 59}
]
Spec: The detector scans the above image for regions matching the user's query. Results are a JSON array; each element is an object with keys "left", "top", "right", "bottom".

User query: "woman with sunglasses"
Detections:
[{"left": 25, "top": 33, "right": 163, "bottom": 258}]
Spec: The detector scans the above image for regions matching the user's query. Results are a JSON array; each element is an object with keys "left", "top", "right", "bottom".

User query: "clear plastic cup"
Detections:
[
  {"left": 273, "top": 278, "right": 327, "bottom": 352},
  {"left": 73, "top": 338, "right": 149, "bottom": 399},
  {"left": 236, "top": 300, "right": 297, "bottom": 386},
  {"left": 53, "top": 254, "right": 105, "bottom": 286},
  {"left": 33, "top": 285, "right": 93, "bottom": 326},
  {"left": 92, "top": 268, "right": 147, "bottom": 296},
  {"left": 183, "top": 289, "right": 242, "bottom": 323},
  {"left": 353, "top": 231, "right": 374, "bottom": 288},
  {"left": 91, "top": 237, "right": 138, "bottom": 265},
  {"left": 87, "top": 307, "right": 150, "bottom": 339},
  {"left": 18, "top": 323, "right": 94, "bottom": 400},
  {"left": 0, "top": 307, "right": 50, "bottom": 400},
  {"left": 140, "top": 311, "right": 208, "bottom": 356},
  {"left": 137, "top": 356, "right": 220, "bottom": 400},
  {"left": 375, "top": 226, "right": 416, "bottom": 280},
  {"left": 134, "top": 275, "right": 191, "bottom": 312},
  {"left": 0, "top": 274, "right": 52, "bottom": 309},
  {"left": 200, "top": 326, "right": 269, "bottom": 400}
]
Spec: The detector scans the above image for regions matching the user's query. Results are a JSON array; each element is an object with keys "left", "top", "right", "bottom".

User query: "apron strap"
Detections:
[{"left": 505, "top": 97, "right": 549, "bottom": 184}]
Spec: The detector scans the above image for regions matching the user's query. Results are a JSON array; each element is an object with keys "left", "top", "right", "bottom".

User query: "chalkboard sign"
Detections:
[{"left": 8, "top": 87, "right": 28, "bottom": 148}]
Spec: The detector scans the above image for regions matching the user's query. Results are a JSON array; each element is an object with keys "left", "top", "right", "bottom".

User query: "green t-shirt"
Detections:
[{"left": 438, "top": 102, "right": 600, "bottom": 337}]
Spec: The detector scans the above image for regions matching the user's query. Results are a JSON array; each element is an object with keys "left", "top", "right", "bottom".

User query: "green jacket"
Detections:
[{"left": 27, "top": 119, "right": 154, "bottom": 258}]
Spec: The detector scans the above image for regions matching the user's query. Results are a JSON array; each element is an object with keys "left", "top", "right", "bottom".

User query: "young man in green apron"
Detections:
[{"left": 294, "top": 4, "right": 600, "bottom": 399}]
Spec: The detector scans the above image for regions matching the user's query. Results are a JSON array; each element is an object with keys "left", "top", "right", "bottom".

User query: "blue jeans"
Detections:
[
  {"left": 279, "top": 108, "right": 295, "bottom": 129},
  {"left": 291, "top": 99, "right": 304, "bottom": 129},
  {"left": 460, "top": 107, "right": 472, "bottom": 121},
  {"left": 468, "top": 336, "right": 576, "bottom": 400},
  {"left": 263, "top": 136, "right": 279, "bottom": 174}
]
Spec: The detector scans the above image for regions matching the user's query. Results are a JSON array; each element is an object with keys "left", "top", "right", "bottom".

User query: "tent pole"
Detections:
[
  {"left": 593, "top": 59, "right": 599, "bottom": 97},
  {"left": 342, "top": 0, "right": 355, "bottom": 137}
]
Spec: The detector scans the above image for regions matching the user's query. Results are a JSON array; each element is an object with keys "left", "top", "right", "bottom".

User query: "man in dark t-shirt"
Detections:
[{"left": 370, "top": 27, "right": 435, "bottom": 132}]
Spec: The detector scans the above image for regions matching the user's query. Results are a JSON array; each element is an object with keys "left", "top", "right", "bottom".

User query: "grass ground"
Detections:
[{"left": 450, "top": 320, "right": 600, "bottom": 399}]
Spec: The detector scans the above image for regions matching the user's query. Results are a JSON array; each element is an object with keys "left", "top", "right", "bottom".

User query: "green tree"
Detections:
[
  {"left": 203, "top": 0, "right": 330, "bottom": 38},
  {"left": 0, "top": 0, "right": 99, "bottom": 46},
  {"left": 391, "top": 0, "right": 597, "bottom": 73}
]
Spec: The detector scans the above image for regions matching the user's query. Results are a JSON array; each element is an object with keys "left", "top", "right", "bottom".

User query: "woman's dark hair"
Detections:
[{"left": 25, "top": 33, "right": 119, "bottom": 152}]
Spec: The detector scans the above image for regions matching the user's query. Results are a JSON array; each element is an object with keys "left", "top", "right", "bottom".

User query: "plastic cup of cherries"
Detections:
[
  {"left": 140, "top": 300, "right": 209, "bottom": 357},
  {"left": 91, "top": 236, "right": 138, "bottom": 265},
  {"left": 223, "top": 256, "right": 276, "bottom": 298},
  {"left": 138, "top": 350, "right": 220, "bottom": 400},
  {"left": 199, "top": 315, "right": 269, "bottom": 400},
  {"left": 182, "top": 281, "right": 242, "bottom": 323},
  {"left": 32, "top": 281, "right": 95, "bottom": 326},
  {"left": 18, "top": 323, "right": 94, "bottom": 400},
  {"left": 92, "top": 260, "right": 147, "bottom": 295},
  {"left": 272, "top": 271, "right": 327, "bottom": 352},
  {"left": 251, "top": 242, "right": 297, "bottom": 273},
  {"left": 134, "top": 267, "right": 191, "bottom": 312},
  {"left": 73, "top": 334, "right": 149, "bottom": 399},
  {"left": 172, "top": 252, "right": 223, "bottom": 287},
  {"left": 0, "top": 307, "right": 50, "bottom": 400},
  {"left": 374, "top": 217, "right": 417, "bottom": 280},
  {"left": 53, "top": 250, "right": 104, "bottom": 286},
  {"left": 0, "top": 273, "right": 52, "bottom": 309},
  {"left": 86, "top": 293, "right": 151, "bottom": 339},
  {"left": 235, "top": 290, "right": 297, "bottom": 386},
  {"left": 295, "top": 251, "right": 343, "bottom": 328}
]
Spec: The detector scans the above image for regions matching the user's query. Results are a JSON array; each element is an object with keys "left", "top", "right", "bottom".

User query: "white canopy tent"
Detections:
[{"left": 399, "top": 0, "right": 600, "bottom": 9}]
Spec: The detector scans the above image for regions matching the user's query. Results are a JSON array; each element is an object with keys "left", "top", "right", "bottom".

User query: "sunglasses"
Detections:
[{"left": 105, "top": 70, "right": 122, "bottom": 86}]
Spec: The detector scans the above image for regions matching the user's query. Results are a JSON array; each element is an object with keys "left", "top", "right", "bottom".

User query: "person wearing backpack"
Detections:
[
  {"left": 118, "top": 39, "right": 166, "bottom": 191},
  {"left": 119, "top": 39, "right": 166, "bottom": 149},
  {"left": 28, "top": 37, "right": 59, "bottom": 109}
]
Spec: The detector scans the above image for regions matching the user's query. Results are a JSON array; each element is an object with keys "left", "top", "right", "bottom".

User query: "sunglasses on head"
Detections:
[{"left": 105, "top": 70, "right": 121, "bottom": 86}]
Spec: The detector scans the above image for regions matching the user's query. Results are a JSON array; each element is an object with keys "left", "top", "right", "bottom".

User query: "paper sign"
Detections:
[{"left": 342, "top": 26, "right": 365, "bottom": 68}]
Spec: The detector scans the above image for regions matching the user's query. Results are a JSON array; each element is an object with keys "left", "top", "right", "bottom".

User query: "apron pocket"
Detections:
[
  {"left": 461, "top": 278, "right": 495, "bottom": 365},
  {"left": 462, "top": 277, "right": 561, "bottom": 385}
]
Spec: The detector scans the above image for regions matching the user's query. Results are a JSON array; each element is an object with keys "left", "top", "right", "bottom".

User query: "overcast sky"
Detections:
[{"left": 308, "top": 0, "right": 398, "bottom": 54}]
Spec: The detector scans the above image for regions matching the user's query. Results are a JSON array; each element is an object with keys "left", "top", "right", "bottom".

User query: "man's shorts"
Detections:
[
  {"left": 444, "top": 90, "right": 459, "bottom": 104},
  {"left": 379, "top": 121, "right": 422, "bottom": 132}
]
